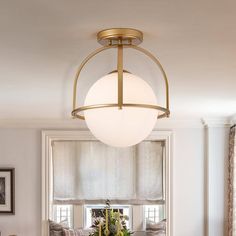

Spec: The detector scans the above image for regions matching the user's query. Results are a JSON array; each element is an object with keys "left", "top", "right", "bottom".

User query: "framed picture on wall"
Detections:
[{"left": 0, "top": 168, "right": 15, "bottom": 214}]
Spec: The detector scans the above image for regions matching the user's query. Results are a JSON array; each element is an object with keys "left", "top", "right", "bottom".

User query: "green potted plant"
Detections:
[{"left": 90, "top": 200, "right": 133, "bottom": 236}]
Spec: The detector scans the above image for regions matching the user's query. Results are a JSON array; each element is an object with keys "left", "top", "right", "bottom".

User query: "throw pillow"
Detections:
[
  {"left": 146, "top": 230, "right": 165, "bottom": 236},
  {"left": 63, "top": 229, "right": 82, "bottom": 236},
  {"left": 146, "top": 219, "right": 166, "bottom": 232},
  {"left": 49, "top": 219, "right": 69, "bottom": 236},
  {"left": 51, "top": 231, "right": 64, "bottom": 236}
]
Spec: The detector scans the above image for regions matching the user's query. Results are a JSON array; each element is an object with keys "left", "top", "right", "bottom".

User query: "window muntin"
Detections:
[
  {"left": 53, "top": 204, "right": 73, "bottom": 228},
  {"left": 144, "top": 205, "right": 165, "bottom": 224}
]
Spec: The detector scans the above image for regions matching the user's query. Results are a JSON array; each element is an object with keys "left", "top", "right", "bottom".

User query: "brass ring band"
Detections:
[{"left": 71, "top": 103, "right": 170, "bottom": 120}]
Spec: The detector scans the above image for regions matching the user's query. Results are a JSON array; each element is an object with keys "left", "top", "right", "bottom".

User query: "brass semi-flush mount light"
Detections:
[{"left": 72, "top": 28, "right": 170, "bottom": 147}]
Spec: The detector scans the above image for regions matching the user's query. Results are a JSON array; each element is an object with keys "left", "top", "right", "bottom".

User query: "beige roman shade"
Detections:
[{"left": 52, "top": 140, "right": 164, "bottom": 205}]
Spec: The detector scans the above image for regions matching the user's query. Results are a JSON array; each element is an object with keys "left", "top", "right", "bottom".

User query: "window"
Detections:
[
  {"left": 144, "top": 205, "right": 165, "bottom": 223},
  {"left": 42, "top": 130, "right": 171, "bottom": 236},
  {"left": 53, "top": 205, "right": 73, "bottom": 228},
  {"left": 84, "top": 205, "right": 131, "bottom": 229}
]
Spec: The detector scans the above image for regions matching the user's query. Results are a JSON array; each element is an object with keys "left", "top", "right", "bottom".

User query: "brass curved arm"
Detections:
[
  {"left": 73, "top": 45, "right": 117, "bottom": 110},
  {"left": 125, "top": 44, "right": 170, "bottom": 114},
  {"left": 72, "top": 44, "right": 170, "bottom": 119}
]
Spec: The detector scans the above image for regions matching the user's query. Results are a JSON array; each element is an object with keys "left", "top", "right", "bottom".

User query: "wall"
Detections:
[
  {"left": 0, "top": 129, "right": 41, "bottom": 236},
  {"left": 0, "top": 125, "right": 229, "bottom": 236},
  {"left": 172, "top": 128, "right": 205, "bottom": 236}
]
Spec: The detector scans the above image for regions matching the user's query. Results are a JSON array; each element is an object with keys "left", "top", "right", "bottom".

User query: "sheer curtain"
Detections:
[
  {"left": 228, "top": 126, "right": 236, "bottom": 235},
  {"left": 52, "top": 141, "right": 164, "bottom": 205}
]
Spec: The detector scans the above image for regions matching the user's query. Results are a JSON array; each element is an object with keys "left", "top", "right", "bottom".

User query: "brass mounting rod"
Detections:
[{"left": 117, "top": 44, "right": 123, "bottom": 109}]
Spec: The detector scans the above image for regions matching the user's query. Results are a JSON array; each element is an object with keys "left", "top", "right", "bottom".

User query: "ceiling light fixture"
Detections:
[{"left": 72, "top": 28, "right": 170, "bottom": 147}]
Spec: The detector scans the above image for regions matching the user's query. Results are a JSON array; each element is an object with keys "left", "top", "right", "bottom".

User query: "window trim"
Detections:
[{"left": 42, "top": 130, "right": 173, "bottom": 236}]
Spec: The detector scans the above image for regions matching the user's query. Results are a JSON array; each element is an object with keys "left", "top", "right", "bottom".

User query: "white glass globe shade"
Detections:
[{"left": 84, "top": 72, "right": 158, "bottom": 147}]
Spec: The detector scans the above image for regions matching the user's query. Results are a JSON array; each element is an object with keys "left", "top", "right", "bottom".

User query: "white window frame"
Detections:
[{"left": 41, "top": 130, "right": 173, "bottom": 236}]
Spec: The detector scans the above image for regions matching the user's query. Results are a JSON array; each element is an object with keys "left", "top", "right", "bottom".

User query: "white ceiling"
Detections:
[{"left": 0, "top": 0, "right": 236, "bottom": 121}]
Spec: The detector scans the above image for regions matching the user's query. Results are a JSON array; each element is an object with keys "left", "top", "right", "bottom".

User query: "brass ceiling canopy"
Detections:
[
  {"left": 71, "top": 28, "right": 170, "bottom": 147},
  {"left": 97, "top": 28, "right": 143, "bottom": 46}
]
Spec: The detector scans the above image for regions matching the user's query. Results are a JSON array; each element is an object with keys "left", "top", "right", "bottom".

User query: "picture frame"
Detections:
[{"left": 0, "top": 168, "right": 15, "bottom": 214}]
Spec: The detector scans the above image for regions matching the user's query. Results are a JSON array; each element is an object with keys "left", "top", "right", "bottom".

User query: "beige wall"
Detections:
[{"left": 0, "top": 129, "right": 41, "bottom": 236}]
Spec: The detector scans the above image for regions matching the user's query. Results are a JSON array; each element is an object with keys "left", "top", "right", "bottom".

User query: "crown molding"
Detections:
[
  {"left": 0, "top": 119, "right": 87, "bottom": 129},
  {"left": 0, "top": 117, "right": 233, "bottom": 129},
  {"left": 201, "top": 117, "right": 231, "bottom": 128},
  {"left": 0, "top": 118, "right": 204, "bottom": 129},
  {"left": 156, "top": 117, "right": 203, "bottom": 129},
  {"left": 230, "top": 114, "right": 236, "bottom": 125}
]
